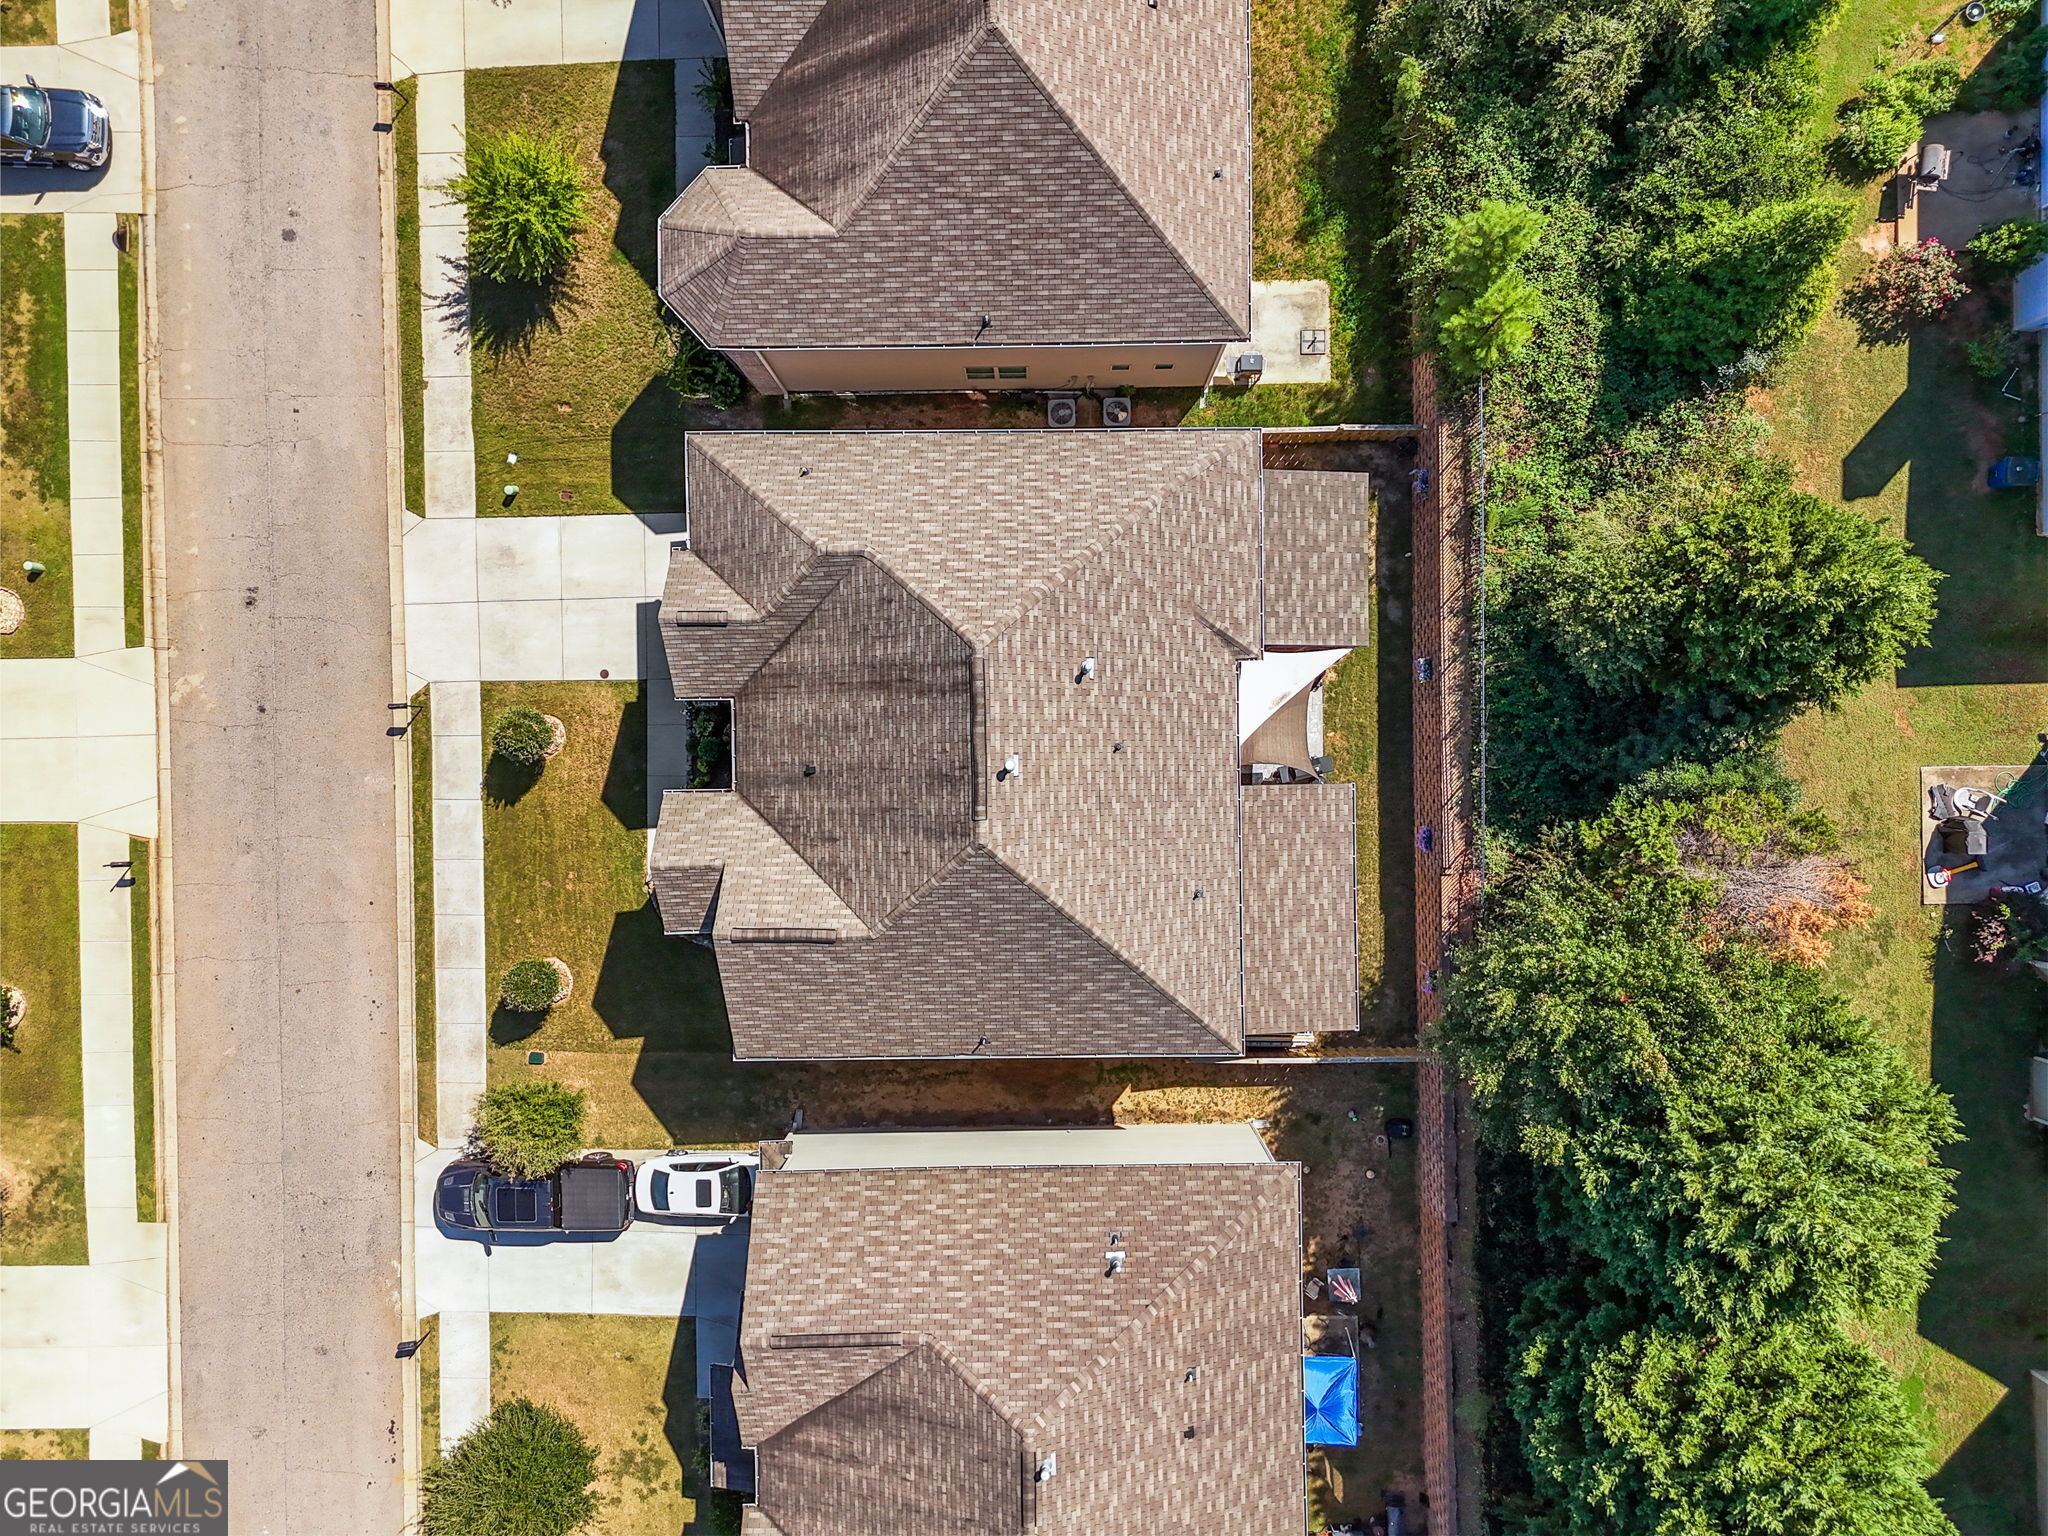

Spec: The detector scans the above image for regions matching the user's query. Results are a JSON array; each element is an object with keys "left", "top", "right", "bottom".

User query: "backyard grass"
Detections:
[
  {"left": 1189, "top": 0, "right": 1406, "bottom": 426},
  {"left": 465, "top": 63, "right": 684, "bottom": 516},
  {"left": 394, "top": 79, "right": 425, "bottom": 518},
  {"left": 411, "top": 688, "right": 435, "bottom": 1144},
  {"left": 1, "top": 215, "right": 73, "bottom": 659},
  {"left": 118, "top": 213, "right": 143, "bottom": 647},
  {"left": 0, "top": 824, "right": 87, "bottom": 1266},
  {"left": 0, "top": 0, "right": 55, "bottom": 45},
  {"left": 0, "top": 1429, "right": 89, "bottom": 1459},
  {"left": 1760, "top": 103, "right": 2048, "bottom": 1523},
  {"left": 129, "top": 836, "right": 154, "bottom": 1221},
  {"left": 490, "top": 1313, "right": 696, "bottom": 1536},
  {"left": 479, "top": 681, "right": 728, "bottom": 1140}
]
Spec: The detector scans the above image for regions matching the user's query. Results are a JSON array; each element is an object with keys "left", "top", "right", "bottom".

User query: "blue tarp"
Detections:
[{"left": 1304, "top": 1354, "right": 1359, "bottom": 1446}]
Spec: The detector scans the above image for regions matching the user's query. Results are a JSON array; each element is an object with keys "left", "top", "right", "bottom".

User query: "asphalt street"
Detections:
[{"left": 152, "top": 2, "right": 407, "bottom": 1529}]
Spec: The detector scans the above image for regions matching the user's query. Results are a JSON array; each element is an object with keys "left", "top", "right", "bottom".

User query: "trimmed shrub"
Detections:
[
  {"left": 499, "top": 958, "right": 565, "bottom": 1013},
  {"left": 419, "top": 1396, "right": 598, "bottom": 1536},
  {"left": 471, "top": 1078, "right": 585, "bottom": 1179},
  {"left": 1966, "top": 216, "right": 2048, "bottom": 274},
  {"left": 446, "top": 132, "right": 587, "bottom": 285},
  {"left": 490, "top": 705, "right": 555, "bottom": 766}
]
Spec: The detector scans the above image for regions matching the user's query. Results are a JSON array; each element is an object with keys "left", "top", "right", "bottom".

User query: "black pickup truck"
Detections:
[{"left": 435, "top": 1153, "right": 635, "bottom": 1237}]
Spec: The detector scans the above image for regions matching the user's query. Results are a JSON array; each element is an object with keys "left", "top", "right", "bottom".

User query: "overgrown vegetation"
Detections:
[
  {"left": 470, "top": 1078, "right": 586, "bottom": 1179},
  {"left": 1444, "top": 775, "right": 1959, "bottom": 1532},
  {"left": 1371, "top": 0, "right": 1988, "bottom": 1523},
  {"left": 419, "top": 1396, "right": 599, "bottom": 1536}
]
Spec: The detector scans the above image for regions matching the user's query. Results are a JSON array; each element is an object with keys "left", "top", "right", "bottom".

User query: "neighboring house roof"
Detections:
[
  {"left": 1263, "top": 470, "right": 1372, "bottom": 649},
  {"left": 659, "top": 0, "right": 1252, "bottom": 350},
  {"left": 654, "top": 431, "right": 1366, "bottom": 1060},
  {"left": 734, "top": 1155, "right": 1304, "bottom": 1536}
]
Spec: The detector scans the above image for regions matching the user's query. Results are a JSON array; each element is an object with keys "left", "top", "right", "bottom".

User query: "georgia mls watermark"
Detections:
[{"left": 0, "top": 1461, "right": 227, "bottom": 1536}]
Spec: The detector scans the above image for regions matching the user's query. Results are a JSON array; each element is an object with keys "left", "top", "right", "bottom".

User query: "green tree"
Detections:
[
  {"left": 1505, "top": 1286, "right": 1957, "bottom": 1536},
  {"left": 420, "top": 1396, "right": 599, "bottom": 1536},
  {"left": 446, "top": 133, "right": 587, "bottom": 285},
  {"left": 1432, "top": 200, "right": 1546, "bottom": 382},
  {"left": 1437, "top": 859, "right": 1957, "bottom": 1328},
  {"left": 471, "top": 1079, "right": 586, "bottom": 1180},
  {"left": 1625, "top": 197, "right": 1854, "bottom": 372},
  {"left": 1833, "top": 61, "right": 1962, "bottom": 179},
  {"left": 1538, "top": 474, "right": 1938, "bottom": 710}
]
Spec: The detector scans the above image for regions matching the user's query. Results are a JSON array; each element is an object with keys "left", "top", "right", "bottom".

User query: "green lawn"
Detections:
[
  {"left": 418, "top": 1325, "right": 440, "bottom": 1466},
  {"left": 0, "top": 1429, "right": 89, "bottom": 1459},
  {"left": 489, "top": 1313, "right": 718, "bottom": 1536},
  {"left": 411, "top": 689, "right": 436, "bottom": 1144},
  {"left": 1762, "top": 78, "right": 2048, "bottom": 1522},
  {"left": 478, "top": 682, "right": 729, "bottom": 1142},
  {"left": 118, "top": 213, "right": 143, "bottom": 647},
  {"left": 0, "top": 824, "right": 87, "bottom": 1266},
  {"left": 395, "top": 79, "right": 425, "bottom": 518},
  {"left": 129, "top": 836, "right": 155, "bottom": 1221},
  {"left": 465, "top": 63, "right": 685, "bottom": 516},
  {"left": 1, "top": 215, "right": 73, "bottom": 659},
  {"left": 0, "top": 0, "right": 55, "bottom": 45}
]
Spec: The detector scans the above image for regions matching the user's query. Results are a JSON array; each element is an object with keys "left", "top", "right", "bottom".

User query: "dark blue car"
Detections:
[{"left": 435, "top": 1154, "right": 634, "bottom": 1236}]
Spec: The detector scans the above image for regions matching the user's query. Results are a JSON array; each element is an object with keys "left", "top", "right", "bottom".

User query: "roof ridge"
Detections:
[
  {"left": 975, "top": 432, "right": 1247, "bottom": 653},
  {"left": 980, "top": 23, "right": 1242, "bottom": 337},
  {"left": 776, "top": 0, "right": 995, "bottom": 230}
]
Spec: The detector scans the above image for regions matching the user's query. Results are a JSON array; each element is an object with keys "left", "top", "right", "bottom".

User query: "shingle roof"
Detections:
[
  {"left": 660, "top": 0, "right": 1251, "bottom": 350},
  {"left": 1262, "top": 470, "right": 1373, "bottom": 649},
  {"left": 1241, "top": 782, "right": 1360, "bottom": 1036},
  {"left": 654, "top": 431, "right": 1366, "bottom": 1058},
  {"left": 735, "top": 1159, "right": 1303, "bottom": 1536}
]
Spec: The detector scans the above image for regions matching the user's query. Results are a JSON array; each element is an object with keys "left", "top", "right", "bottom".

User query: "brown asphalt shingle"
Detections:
[
  {"left": 1263, "top": 470, "right": 1373, "bottom": 649},
  {"left": 736, "top": 1160, "right": 1304, "bottom": 1536},
  {"left": 1241, "top": 782, "right": 1360, "bottom": 1036},
  {"left": 661, "top": 0, "right": 1251, "bottom": 350},
  {"left": 654, "top": 432, "right": 1365, "bottom": 1059}
]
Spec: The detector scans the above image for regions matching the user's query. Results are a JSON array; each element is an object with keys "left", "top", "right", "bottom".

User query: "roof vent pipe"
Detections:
[
  {"left": 1000, "top": 752, "right": 1021, "bottom": 781},
  {"left": 1077, "top": 656, "right": 1098, "bottom": 682}
]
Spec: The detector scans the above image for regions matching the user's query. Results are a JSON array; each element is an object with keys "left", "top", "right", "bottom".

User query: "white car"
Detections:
[{"left": 634, "top": 1150, "right": 758, "bottom": 1220}]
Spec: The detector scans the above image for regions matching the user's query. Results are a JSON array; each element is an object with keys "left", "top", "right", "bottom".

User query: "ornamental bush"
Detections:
[
  {"left": 499, "top": 958, "right": 564, "bottom": 1014},
  {"left": 1840, "top": 239, "right": 1968, "bottom": 344},
  {"left": 1833, "top": 61, "right": 1962, "bottom": 179},
  {"left": 420, "top": 1396, "right": 598, "bottom": 1536},
  {"left": 663, "top": 322, "right": 746, "bottom": 410},
  {"left": 490, "top": 705, "right": 555, "bottom": 766},
  {"left": 446, "top": 132, "right": 587, "bottom": 285},
  {"left": 1966, "top": 216, "right": 2048, "bottom": 274},
  {"left": 471, "top": 1078, "right": 585, "bottom": 1180}
]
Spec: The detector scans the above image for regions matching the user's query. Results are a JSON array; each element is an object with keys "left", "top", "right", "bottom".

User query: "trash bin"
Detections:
[{"left": 1987, "top": 455, "right": 2040, "bottom": 490}]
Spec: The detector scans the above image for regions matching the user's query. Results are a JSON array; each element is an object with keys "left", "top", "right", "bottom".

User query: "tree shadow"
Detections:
[
  {"left": 611, "top": 375, "right": 687, "bottom": 515},
  {"left": 1838, "top": 312, "right": 2048, "bottom": 686},
  {"left": 483, "top": 750, "right": 543, "bottom": 808},
  {"left": 434, "top": 250, "right": 576, "bottom": 360},
  {"left": 489, "top": 1002, "right": 548, "bottom": 1047},
  {"left": 1917, "top": 897, "right": 2048, "bottom": 1529}
]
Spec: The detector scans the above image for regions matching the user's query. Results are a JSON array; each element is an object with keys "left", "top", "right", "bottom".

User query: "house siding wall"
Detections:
[{"left": 737, "top": 342, "right": 1233, "bottom": 396}]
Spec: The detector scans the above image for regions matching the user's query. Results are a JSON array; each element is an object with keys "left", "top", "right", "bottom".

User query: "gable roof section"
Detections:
[
  {"left": 666, "top": 0, "right": 1249, "bottom": 349},
  {"left": 1262, "top": 469, "right": 1372, "bottom": 649},
  {"left": 1240, "top": 781, "right": 1360, "bottom": 1036},
  {"left": 736, "top": 1160, "right": 1302, "bottom": 1536}
]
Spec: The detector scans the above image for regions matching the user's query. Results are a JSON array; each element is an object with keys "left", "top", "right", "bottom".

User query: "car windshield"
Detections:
[
  {"left": 4, "top": 86, "right": 52, "bottom": 148},
  {"left": 648, "top": 1170, "right": 668, "bottom": 1208},
  {"left": 719, "top": 1165, "right": 748, "bottom": 1212}
]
